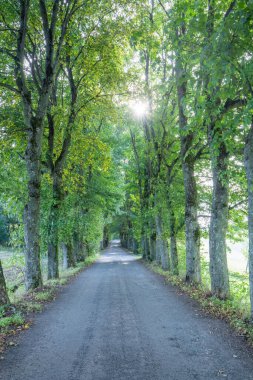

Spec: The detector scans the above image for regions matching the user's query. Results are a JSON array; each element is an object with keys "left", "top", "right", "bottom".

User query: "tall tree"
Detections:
[
  {"left": 0, "top": 0, "right": 80, "bottom": 289},
  {"left": 174, "top": 16, "right": 201, "bottom": 284}
]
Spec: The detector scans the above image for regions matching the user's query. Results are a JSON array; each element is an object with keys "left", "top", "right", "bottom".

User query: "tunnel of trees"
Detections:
[{"left": 0, "top": 0, "right": 253, "bottom": 322}]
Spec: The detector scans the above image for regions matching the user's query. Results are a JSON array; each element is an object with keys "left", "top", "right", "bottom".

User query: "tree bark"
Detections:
[
  {"left": 245, "top": 122, "right": 253, "bottom": 319},
  {"left": 103, "top": 225, "right": 110, "bottom": 249},
  {"left": 60, "top": 242, "right": 76, "bottom": 269},
  {"left": 0, "top": 260, "right": 9, "bottom": 306},
  {"left": 170, "top": 231, "right": 178, "bottom": 275},
  {"left": 133, "top": 239, "right": 138, "bottom": 254},
  {"left": 209, "top": 124, "right": 230, "bottom": 299},
  {"left": 166, "top": 176, "right": 179, "bottom": 274},
  {"left": 169, "top": 203, "right": 179, "bottom": 275},
  {"left": 67, "top": 242, "right": 76, "bottom": 268},
  {"left": 142, "top": 233, "right": 150, "bottom": 260},
  {"left": 149, "top": 231, "right": 156, "bottom": 261},
  {"left": 155, "top": 214, "right": 169, "bottom": 270},
  {"left": 183, "top": 160, "right": 201, "bottom": 283},
  {"left": 48, "top": 242, "right": 59, "bottom": 279},
  {"left": 47, "top": 172, "right": 62, "bottom": 279},
  {"left": 61, "top": 243, "right": 68, "bottom": 270},
  {"left": 81, "top": 241, "right": 87, "bottom": 259},
  {"left": 73, "top": 233, "right": 85, "bottom": 262},
  {"left": 24, "top": 122, "right": 43, "bottom": 289}
]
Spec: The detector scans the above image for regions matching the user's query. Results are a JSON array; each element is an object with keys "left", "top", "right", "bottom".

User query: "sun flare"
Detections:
[{"left": 129, "top": 100, "right": 149, "bottom": 118}]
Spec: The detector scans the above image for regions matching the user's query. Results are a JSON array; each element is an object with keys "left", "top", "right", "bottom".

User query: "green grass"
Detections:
[
  {"left": 19, "top": 302, "right": 43, "bottom": 313},
  {"left": 59, "top": 254, "right": 99, "bottom": 280},
  {"left": 146, "top": 260, "right": 253, "bottom": 344},
  {"left": 83, "top": 254, "right": 99, "bottom": 266},
  {"left": 44, "top": 278, "right": 68, "bottom": 286},
  {"left": 34, "top": 291, "right": 53, "bottom": 302},
  {"left": 0, "top": 313, "right": 24, "bottom": 328},
  {"left": 187, "top": 255, "right": 251, "bottom": 317},
  {"left": 229, "top": 272, "right": 250, "bottom": 317}
]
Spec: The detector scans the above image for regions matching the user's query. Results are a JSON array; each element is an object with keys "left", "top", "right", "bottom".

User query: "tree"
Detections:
[{"left": 0, "top": 0, "right": 81, "bottom": 289}]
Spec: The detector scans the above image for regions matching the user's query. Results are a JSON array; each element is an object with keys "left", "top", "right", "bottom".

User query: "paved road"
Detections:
[{"left": 1, "top": 242, "right": 253, "bottom": 380}]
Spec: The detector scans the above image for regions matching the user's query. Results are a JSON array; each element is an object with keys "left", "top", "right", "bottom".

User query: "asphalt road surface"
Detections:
[{"left": 1, "top": 241, "right": 253, "bottom": 380}]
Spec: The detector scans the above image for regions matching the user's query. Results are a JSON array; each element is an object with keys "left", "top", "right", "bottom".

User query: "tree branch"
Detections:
[
  {"left": 157, "top": 0, "right": 170, "bottom": 18},
  {"left": 223, "top": 0, "right": 237, "bottom": 21},
  {"left": 15, "top": 0, "right": 30, "bottom": 102},
  {"left": 229, "top": 199, "right": 247, "bottom": 211},
  {"left": 0, "top": 82, "right": 20, "bottom": 94}
]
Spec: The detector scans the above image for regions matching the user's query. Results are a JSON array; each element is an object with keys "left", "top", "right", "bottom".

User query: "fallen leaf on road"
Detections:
[{"left": 218, "top": 369, "right": 227, "bottom": 377}]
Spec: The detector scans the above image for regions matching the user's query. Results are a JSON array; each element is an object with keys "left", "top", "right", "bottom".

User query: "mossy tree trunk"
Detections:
[
  {"left": 155, "top": 214, "right": 169, "bottom": 270},
  {"left": 208, "top": 122, "right": 230, "bottom": 299},
  {"left": 67, "top": 242, "right": 76, "bottom": 268},
  {"left": 245, "top": 121, "right": 253, "bottom": 320},
  {"left": 168, "top": 197, "right": 179, "bottom": 275},
  {"left": 0, "top": 260, "right": 9, "bottom": 306}
]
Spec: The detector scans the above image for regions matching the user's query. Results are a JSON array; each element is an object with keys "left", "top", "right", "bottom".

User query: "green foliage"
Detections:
[
  {"left": 230, "top": 272, "right": 250, "bottom": 318},
  {"left": 34, "top": 291, "right": 53, "bottom": 302},
  {"left": 19, "top": 302, "right": 43, "bottom": 313},
  {"left": 0, "top": 313, "right": 24, "bottom": 328}
]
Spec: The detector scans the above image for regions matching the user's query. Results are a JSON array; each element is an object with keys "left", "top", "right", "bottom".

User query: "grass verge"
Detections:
[
  {"left": 0, "top": 254, "right": 98, "bottom": 354},
  {"left": 145, "top": 260, "right": 253, "bottom": 345}
]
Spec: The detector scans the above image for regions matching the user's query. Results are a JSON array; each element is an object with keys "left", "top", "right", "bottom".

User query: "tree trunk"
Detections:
[
  {"left": 155, "top": 214, "right": 169, "bottom": 270},
  {"left": 154, "top": 219, "right": 161, "bottom": 264},
  {"left": 47, "top": 173, "right": 62, "bottom": 279},
  {"left": 24, "top": 123, "right": 43, "bottom": 290},
  {"left": 73, "top": 233, "right": 85, "bottom": 262},
  {"left": 167, "top": 192, "right": 179, "bottom": 275},
  {"left": 48, "top": 241, "right": 59, "bottom": 279},
  {"left": 142, "top": 233, "right": 150, "bottom": 259},
  {"left": 76, "top": 241, "right": 84, "bottom": 262},
  {"left": 67, "top": 242, "right": 76, "bottom": 268},
  {"left": 133, "top": 239, "right": 138, "bottom": 254},
  {"left": 0, "top": 260, "right": 9, "bottom": 305},
  {"left": 81, "top": 241, "right": 87, "bottom": 260},
  {"left": 127, "top": 236, "right": 134, "bottom": 251},
  {"left": 209, "top": 126, "right": 230, "bottom": 299},
  {"left": 73, "top": 232, "right": 79, "bottom": 260},
  {"left": 61, "top": 243, "right": 68, "bottom": 270},
  {"left": 175, "top": 54, "right": 201, "bottom": 284},
  {"left": 61, "top": 242, "right": 76, "bottom": 269},
  {"left": 182, "top": 160, "right": 201, "bottom": 283},
  {"left": 103, "top": 225, "right": 110, "bottom": 249},
  {"left": 245, "top": 122, "right": 253, "bottom": 319},
  {"left": 170, "top": 232, "right": 179, "bottom": 275},
  {"left": 149, "top": 232, "right": 156, "bottom": 261}
]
